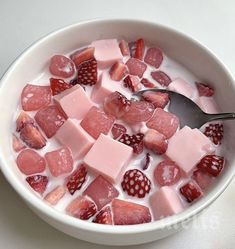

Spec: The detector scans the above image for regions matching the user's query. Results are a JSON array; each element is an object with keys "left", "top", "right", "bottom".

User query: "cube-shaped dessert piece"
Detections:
[
  {"left": 83, "top": 175, "right": 119, "bottom": 210},
  {"left": 166, "top": 126, "right": 215, "bottom": 175},
  {"left": 91, "top": 39, "right": 123, "bottom": 68},
  {"left": 44, "top": 186, "right": 66, "bottom": 205},
  {"left": 84, "top": 134, "right": 133, "bottom": 183},
  {"left": 54, "top": 85, "right": 94, "bottom": 120},
  {"left": 80, "top": 106, "right": 115, "bottom": 139},
  {"left": 150, "top": 186, "right": 183, "bottom": 220},
  {"left": 126, "top": 58, "right": 147, "bottom": 78},
  {"left": 45, "top": 147, "right": 73, "bottom": 177},
  {"left": 197, "top": 96, "right": 219, "bottom": 114},
  {"left": 35, "top": 105, "right": 66, "bottom": 138},
  {"left": 55, "top": 119, "right": 94, "bottom": 159}
]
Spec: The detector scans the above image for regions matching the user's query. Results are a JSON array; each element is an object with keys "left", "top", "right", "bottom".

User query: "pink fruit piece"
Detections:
[
  {"left": 44, "top": 186, "right": 66, "bottom": 205},
  {"left": 83, "top": 175, "right": 119, "bottom": 210},
  {"left": 80, "top": 106, "right": 115, "bottom": 139},
  {"left": 151, "top": 71, "right": 171, "bottom": 86},
  {"left": 66, "top": 164, "right": 87, "bottom": 195},
  {"left": 92, "top": 206, "right": 113, "bottom": 225},
  {"left": 196, "top": 82, "right": 214, "bottom": 97},
  {"left": 154, "top": 160, "right": 181, "bottom": 186},
  {"left": 140, "top": 78, "right": 156, "bottom": 88},
  {"left": 144, "top": 47, "right": 163, "bottom": 68},
  {"left": 126, "top": 58, "right": 147, "bottom": 78},
  {"left": 20, "top": 123, "right": 46, "bottom": 149},
  {"left": 49, "top": 55, "right": 75, "bottom": 78},
  {"left": 122, "top": 100, "right": 155, "bottom": 124},
  {"left": 121, "top": 169, "right": 151, "bottom": 198},
  {"left": 192, "top": 169, "right": 214, "bottom": 190},
  {"left": 119, "top": 40, "right": 129, "bottom": 56},
  {"left": 196, "top": 155, "right": 225, "bottom": 177},
  {"left": 112, "top": 199, "right": 151, "bottom": 225},
  {"left": 123, "top": 75, "right": 142, "bottom": 92},
  {"left": 21, "top": 84, "right": 51, "bottom": 111},
  {"left": 143, "top": 129, "right": 168, "bottom": 155},
  {"left": 109, "top": 61, "right": 127, "bottom": 81},
  {"left": 66, "top": 195, "right": 97, "bottom": 220},
  {"left": 203, "top": 123, "right": 223, "bottom": 145},
  {"left": 142, "top": 91, "right": 169, "bottom": 109},
  {"left": 50, "top": 78, "right": 72, "bottom": 96},
  {"left": 142, "top": 152, "right": 151, "bottom": 170},
  {"left": 35, "top": 105, "right": 66, "bottom": 138},
  {"left": 26, "top": 175, "right": 48, "bottom": 195},
  {"left": 111, "top": 123, "right": 127, "bottom": 139},
  {"left": 119, "top": 133, "right": 144, "bottom": 154},
  {"left": 146, "top": 108, "right": 179, "bottom": 139},
  {"left": 180, "top": 180, "right": 203, "bottom": 203},
  {"left": 103, "top": 91, "right": 131, "bottom": 118},
  {"left": 129, "top": 38, "right": 145, "bottom": 60},
  {"left": 16, "top": 111, "right": 34, "bottom": 132},
  {"left": 71, "top": 47, "right": 95, "bottom": 68},
  {"left": 12, "top": 134, "right": 26, "bottom": 152},
  {"left": 45, "top": 147, "right": 73, "bottom": 177},
  {"left": 16, "top": 149, "right": 46, "bottom": 175}
]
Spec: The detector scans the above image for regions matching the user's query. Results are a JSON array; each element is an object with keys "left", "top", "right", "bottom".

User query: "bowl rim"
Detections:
[{"left": 0, "top": 17, "right": 235, "bottom": 235}]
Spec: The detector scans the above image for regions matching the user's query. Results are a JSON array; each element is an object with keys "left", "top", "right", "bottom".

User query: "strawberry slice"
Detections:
[
  {"left": 196, "top": 82, "right": 214, "bottom": 97},
  {"left": 111, "top": 123, "right": 127, "bottom": 139},
  {"left": 140, "top": 78, "right": 156, "bottom": 88},
  {"left": 180, "top": 180, "right": 203, "bottom": 203},
  {"left": 123, "top": 75, "right": 142, "bottom": 92},
  {"left": 109, "top": 61, "right": 127, "bottom": 81},
  {"left": 144, "top": 47, "right": 163, "bottom": 68},
  {"left": 203, "top": 123, "right": 223, "bottom": 145},
  {"left": 196, "top": 155, "right": 225, "bottom": 177},
  {"left": 192, "top": 169, "right": 214, "bottom": 190},
  {"left": 151, "top": 70, "right": 171, "bottom": 86},
  {"left": 93, "top": 206, "right": 113, "bottom": 225},
  {"left": 16, "top": 111, "right": 34, "bottom": 132},
  {"left": 142, "top": 91, "right": 169, "bottom": 109},
  {"left": 71, "top": 47, "right": 95, "bottom": 67},
  {"left": 26, "top": 175, "right": 48, "bottom": 194},
  {"left": 119, "top": 40, "right": 129, "bottom": 56},
  {"left": 66, "top": 164, "right": 87, "bottom": 195},
  {"left": 50, "top": 78, "right": 72, "bottom": 95},
  {"left": 12, "top": 134, "right": 26, "bottom": 152},
  {"left": 76, "top": 58, "right": 97, "bottom": 85},
  {"left": 129, "top": 39, "right": 145, "bottom": 60},
  {"left": 119, "top": 133, "right": 144, "bottom": 154},
  {"left": 126, "top": 58, "right": 147, "bottom": 78},
  {"left": 142, "top": 152, "right": 151, "bottom": 170}
]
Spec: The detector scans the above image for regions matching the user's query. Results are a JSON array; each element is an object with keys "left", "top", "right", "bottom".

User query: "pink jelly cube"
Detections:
[
  {"left": 45, "top": 147, "right": 73, "bottom": 177},
  {"left": 150, "top": 186, "right": 183, "bottom": 220},
  {"left": 54, "top": 85, "right": 94, "bottom": 120},
  {"left": 125, "top": 58, "right": 147, "bottom": 78},
  {"left": 83, "top": 175, "right": 119, "bottom": 210},
  {"left": 197, "top": 96, "right": 220, "bottom": 114},
  {"left": 80, "top": 106, "right": 115, "bottom": 139},
  {"left": 44, "top": 186, "right": 66, "bottom": 205},
  {"left": 91, "top": 39, "right": 123, "bottom": 69},
  {"left": 91, "top": 71, "right": 131, "bottom": 103},
  {"left": 55, "top": 118, "right": 94, "bottom": 159},
  {"left": 166, "top": 126, "right": 215, "bottom": 175},
  {"left": 84, "top": 134, "right": 133, "bottom": 183},
  {"left": 146, "top": 108, "right": 179, "bottom": 138}
]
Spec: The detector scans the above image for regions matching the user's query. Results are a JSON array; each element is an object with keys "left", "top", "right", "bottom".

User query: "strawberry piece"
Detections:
[
  {"left": 151, "top": 70, "right": 171, "bottom": 86},
  {"left": 12, "top": 134, "right": 26, "bottom": 152},
  {"left": 109, "top": 61, "right": 127, "bottom": 81},
  {"left": 142, "top": 152, "right": 151, "bottom": 170},
  {"left": 119, "top": 133, "right": 144, "bottom": 154},
  {"left": 140, "top": 78, "right": 156, "bottom": 88},
  {"left": 49, "top": 55, "right": 75, "bottom": 78},
  {"left": 66, "top": 196, "right": 97, "bottom": 220},
  {"left": 123, "top": 75, "right": 142, "bottom": 92},
  {"left": 93, "top": 206, "right": 113, "bottom": 225},
  {"left": 112, "top": 199, "right": 151, "bottom": 225},
  {"left": 154, "top": 160, "right": 181, "bottom": 186},
  {"left": 16, "top": 111, "right": 34, "bottom": 132},
  {"left": 126, "top": 58, "right": 147, "bottom": 78},
  {"left": 20, "top": 123, "right": 46, "bottom": 149},
  {"left": 143, "top": 129, "right": 168, "bottom": 155},
  {"left": 119, "top": 40, "right": 129, "bottom": 56},
  {"left": 122, "top": 100, "right": 155, "bottom": 124},
  {"left": 196, "top": 82, "right": 214, "bottom": 97},
  {"left": 21, "top": 84, "right": 51, "bottom": 111},
  {"left": 121, "top": 169, "right": 151, "bottom": 198},
  {"left": 144, "top": 47, "right": 163, "bottom": 68},
  {"left": 192, "top": 169, "right": 214, "bottom": 190},
  {"left": 103, "top": 91, "right": 131, "bottom": 118},
  {"left": 16, "top": 149, "right": 46, "bottom": 175},
  {"left": 142, "top": 91, "right": 169, "bottom": 109},
  {"left": 44, "top": 186, "right": 66, "bottom": 205},
  {"left": 76, "top": 58, "right": 97, "bottom": 86},
  {"left": 26, "top": 175, "right": 48, "bottom": 194},
  {"left": 180, "top": 180, "right": 203, "bottom": 203},
  {"left": 50, "top": 78, "right": 72, "bottom": 95},
  {"left": 66, "top": 164, "right": 87, "bottom": 195},
  {"left": 203, "top": 123, "right": 223, "bottom": 145},
  {"left": 71, "top": 47, "right": 95, "bottom": 67},
  {"left": 134, "top": 38, "right": 145, "bottom": 60},
  {"left": 196, "top": 155, "right": 225, "bottom": 177},
  {"left": 111, "top": 123, "right": 127, "bottom": 139}
]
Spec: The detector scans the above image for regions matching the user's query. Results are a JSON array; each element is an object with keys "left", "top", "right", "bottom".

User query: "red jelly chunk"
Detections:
[
  {"left": 126, "top": 58, "right": 147, "bottom": 78},
  {"left": 144, "top": 47, "right": 163, "bottom": 68}
]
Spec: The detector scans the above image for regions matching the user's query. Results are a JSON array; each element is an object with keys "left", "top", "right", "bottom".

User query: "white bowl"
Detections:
[{"left": 0, "top": 19, "right": 235, "bottom": 246}]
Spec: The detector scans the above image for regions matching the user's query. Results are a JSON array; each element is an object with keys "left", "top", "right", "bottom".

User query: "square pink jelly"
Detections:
[
  {"left": 150, "top": 186, "right": 183, "bottom": 220},
  {"left": 91, "top": 39, "right": 123, "bottom": 69},
  {"left": 54, "top": 84, "right": 94, "bottom": 120},
  {"left": 55, "top": 118, "right": 94, "bottom": 159},
  {"left": 197, "top": 96, "right": 220, "bottom": 114},
  {"left": 166, "top": 126, "right": 215, "bottom": 175},
  {"left": 84, "top": 134, "right": 133, "bottom": 183}
]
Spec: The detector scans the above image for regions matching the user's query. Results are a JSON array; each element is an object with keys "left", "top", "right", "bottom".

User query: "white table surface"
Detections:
[{"left": 1, "top": 0, "right": 235, "bottom": 248}]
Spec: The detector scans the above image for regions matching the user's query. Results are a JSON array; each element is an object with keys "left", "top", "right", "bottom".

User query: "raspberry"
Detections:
[
  {"left": 76, "top": 58, "right": 97, "bottom": 85},
  {"left": 119, "top": 133, "right": 144, "bottom": 154}
]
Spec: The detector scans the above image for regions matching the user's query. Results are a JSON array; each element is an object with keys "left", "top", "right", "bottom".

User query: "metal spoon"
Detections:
[{"left": 134, "top": 89, "right": 235, "bottom": 128}]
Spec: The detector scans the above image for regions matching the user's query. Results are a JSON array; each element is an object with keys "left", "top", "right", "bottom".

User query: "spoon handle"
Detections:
[{"left": 206, "top": 112, "right": 235, "bottom": 122}]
